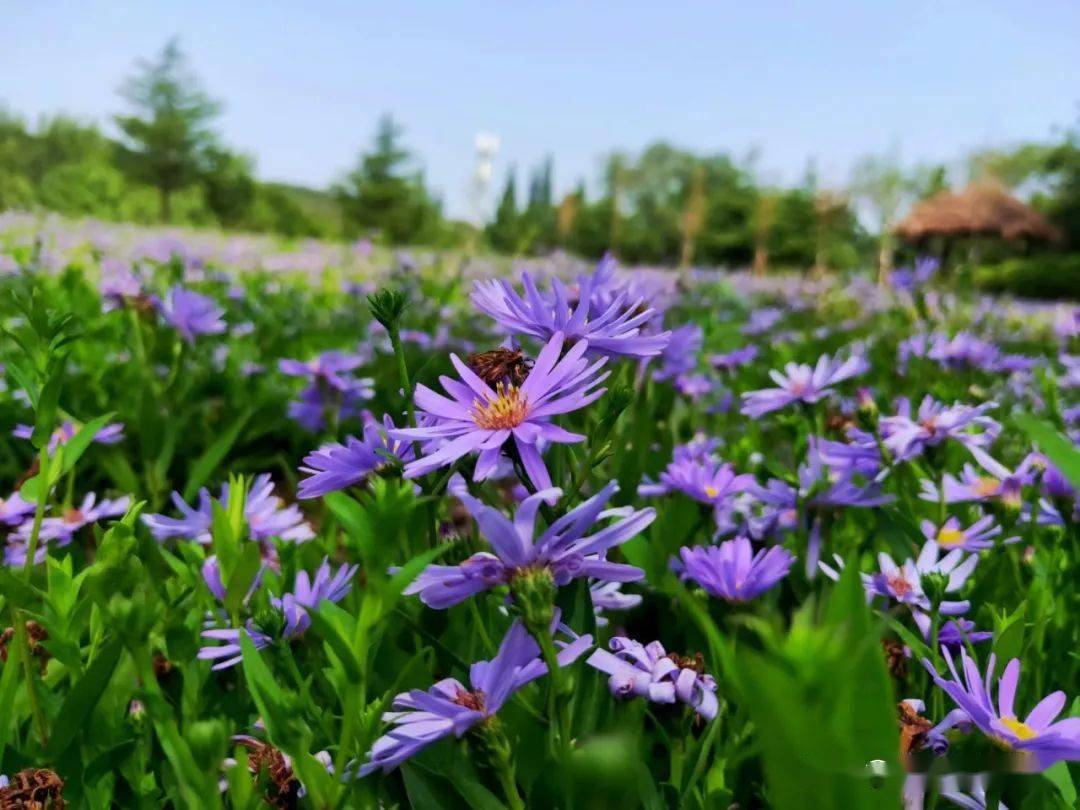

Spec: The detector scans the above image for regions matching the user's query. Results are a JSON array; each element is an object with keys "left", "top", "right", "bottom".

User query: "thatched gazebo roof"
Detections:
[{"left": 894, "top": 182, "right": 1060, "bottom": 243}]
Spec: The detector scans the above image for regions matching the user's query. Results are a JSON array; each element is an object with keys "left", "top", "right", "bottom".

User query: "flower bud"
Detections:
[
  {"left": 510, "top": 567, "right": 557, "bottom": 634},
  {"left": 855, "top": 387, "right": 878, "bottom": 430},
  {"left": 920, "top": 571, "right": 950, "bottom": 609},
  {"left": 367, "top": 288, "right": 410, "bottom": 331}
]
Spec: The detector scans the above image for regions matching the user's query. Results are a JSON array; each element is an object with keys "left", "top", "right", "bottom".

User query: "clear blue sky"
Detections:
[{"left": 2, "top": 1, "right": 1078, "bottom": 218}]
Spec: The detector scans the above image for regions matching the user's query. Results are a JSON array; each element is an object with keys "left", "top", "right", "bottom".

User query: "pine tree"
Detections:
[
  {"left": 114, "top": 38, "right": 220, "bottom": 222},
  {"left": 335, "top": 115, "right": 439, "bottom": 244},
  {"left": 486, "top": 170, "right": 521, "bottom": 253}
]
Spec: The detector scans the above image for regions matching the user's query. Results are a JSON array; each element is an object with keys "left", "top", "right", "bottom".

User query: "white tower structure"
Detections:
[{"left": 469, "top": 132, "right": 500, "bottom": 226}]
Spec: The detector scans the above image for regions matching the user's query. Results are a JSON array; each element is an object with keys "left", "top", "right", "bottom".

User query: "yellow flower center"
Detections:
[
  {"left": 1000, "top": 716, "right": 1038, "bottom": 741},
  {"left": 704, "top": 486, "right": 719, "bottom": 499},
  {"left": 974, "top": 477, "right": 1000, "bottom": 497},
  {"left": 936, "top": 527, "right": 965, "bottom": 548},
  {"left": 471, "top": 383, "right": 529, "bottom": 430}
]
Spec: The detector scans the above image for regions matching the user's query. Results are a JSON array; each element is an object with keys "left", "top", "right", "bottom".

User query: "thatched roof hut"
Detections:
[{"left": 895, "top": 182, "right": 1060, "bottom": 244}]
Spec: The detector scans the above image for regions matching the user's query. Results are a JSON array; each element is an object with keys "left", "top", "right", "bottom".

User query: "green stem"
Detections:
[
  {"left": 22, "top": 447, "right": 50, "bottom": 579},
  {"left": 484, "top": 727, "right": 526, "bottom": 810},
  {"left": 12, "top": 613, "right": 48, "bottom": 746},
  {"left": 534, "top": 626, "right": 572, "bottom": 761}
]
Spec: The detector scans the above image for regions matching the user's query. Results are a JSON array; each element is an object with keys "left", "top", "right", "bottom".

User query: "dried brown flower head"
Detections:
[
  {"left": 466, "top": 348, "right": 532, "bottom": 388},
  {"left": 237, "top": 738, "right": 300, "bottom": 810},
  {"left": 667, "top": 651, "right": 707, "bottom": 675},
  {"left": 897, "top": 702, "right": 933, "bottom": 756},
  {"left": 882, "top": 638, "right": 909, "bottom": 680},
  {"left": 1, "top": 621, "right": 50, "bottom": 672},
  {"left": 0, "top": 768, "right": 66, "bottom": 809}
]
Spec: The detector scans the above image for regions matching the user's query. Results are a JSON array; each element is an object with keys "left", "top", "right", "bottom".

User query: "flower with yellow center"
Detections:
[
  {"left": 999, "top": 716, "right": 1038, "bottom": 742},
  {"left": 471, "top": 383, "right": 530, "bottom": 430},
  {"left": 936, "top": 527, "right": 966, "bottom": 548}
]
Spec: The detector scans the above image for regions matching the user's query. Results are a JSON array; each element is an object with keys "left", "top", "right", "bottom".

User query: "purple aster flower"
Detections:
[
  {"left": 923, "top": 649, "right": 1080, "bottom": 771},
  {"left": 676, "top": 537, "right": 794, "bottom": 602},
  {"left": 741, "top": 307, "right": 783, "bottom": 336},
  {"left": 928, "top": 331, "right": 1001, "bottom": 371},
  {"left": 652, "top": 324, "right": 702, "bottom": 382},
  {"left": 392, "top": 332, "right": 608, "bottom": 491},
  {"left": 143, "top": 489, "right": 214, "bottom": 544},
  {"left": 938, "top": 773, "right": 1007, "bottom": 810},
  {"left": 161, "top": 285, "right": 226, "bottom": 342},
  {"left": 0, "top": 492, "right": 34, "bottom": 527},
  {"left": 675, "top": 373, "right": 714, "bottom": 400},
  {"left": 890, "top": 257, "right": 938, "bottom": 294},
  {"left": 590, "top": 581, "right": 641, "bottom": 626},
  {"left": 586, "top": 636, "right": 718, "bottom": 720},
  {"left": 912, "top": 614, "right": 993, "bottom": 650},
  {"left": 880, "top": 396, "right": 1000, "bottom": 462},
  {"left": 199, "top": 558, "right": 357, "bottom": 670},
  {"left": 298, "top": 414, "right": 414, "bottom": 499},
  {"left": 357, "top": 616, "right": 592, "bottom": 775},
  {"left": 279, "top": 351, "right": 368, "bottom": 392},
  {"left": 864, "top": 541, "right": 977, "bottom": 615},
  {"left": 286, "top": 372, "right": 375, "bottom": 432},
  {"left": 142, "top": 474, "right": 313, "bottom": 545},
  {"left": 13, "top": 420, "right": 125, "bottom": 453},
  {"left": 898, "top": 333, "right": 930, "bottom": 374},
  {"left": 638, "top": 444, "right": 754, "bottom": 534},
  {"left": 1039, "top": 459, "right": 1077, "bottom": 502},
  {"left": 18, "top": 493, "right": 130, "bottom": 545},
  {"left": 920, "top": 515, "right": 1015, "bottom": 553},
  {"left": 740, "top": 353, "right": 868, "bottom": 417},
  {"left": 638, "top": 448, "right": 754, "bottom": 508},
  {"left": 471, "top": 261, "right": 671, "bottom": 358},
  {"left": 921, "top": 453, "right": 1036, "bottom": 508},
  {"left": 709, "top": 345, "right": 759, "bottom": 374},
  {"left": 404, "top": 479, "right": 650, "bottom": 609},
  {"left": 100, "top": 265, "right": 147, "bottom": 311},
  {"left": 7, "top": 493, "right": 130, "bottom": 565}
]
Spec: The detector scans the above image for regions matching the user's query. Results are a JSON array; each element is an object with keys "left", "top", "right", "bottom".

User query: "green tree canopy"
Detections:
[
  {"left": 334, "top": 114, "right": 441, "bottom": 244},
  {"left": 114, "top": 37, "right": 221, "bottom": 222}
]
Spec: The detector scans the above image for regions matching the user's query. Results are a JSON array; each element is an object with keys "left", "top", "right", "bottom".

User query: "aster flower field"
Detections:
[{"left": 3, "top": 217, "right": 1080, "bottom": 809}]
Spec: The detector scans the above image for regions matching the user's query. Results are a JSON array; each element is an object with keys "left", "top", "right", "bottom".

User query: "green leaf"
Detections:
[
  {"left": 307, "top": 601, "right": 363, "bottom": 682},
  {"left": 1043, "top": 761, "right": 1077, "bottom": 804},
  {"left": 239, "top": 633, "right": 305, "bottom": 749},
  {"left": 223, "top": 543, "right": 262, "bottom": 618},
  {"left": 387, "top": 541, "right": 458, "bottom": 599},
  {"left": 182, "top": 409, "right": 252, "bottom": 502},
  {"left": 31, "top": 373, "right": 64, "bottom": 448},
  {"left": 992, "top": 602, "right": 1027, "bottom": 665},
  {"left": 0, "top": 640, "right": 23, "bottom": 761},
  {"left": 56, "top": 413, "right": 115, "bottom": 475},
  {"left": 44, "top": 636, "right": 124, "bottom": 757}
]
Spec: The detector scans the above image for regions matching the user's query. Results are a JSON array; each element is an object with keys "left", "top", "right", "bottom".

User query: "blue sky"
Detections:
[{"left": 2, "top": 1, "right": 1078, "bottom": 218}]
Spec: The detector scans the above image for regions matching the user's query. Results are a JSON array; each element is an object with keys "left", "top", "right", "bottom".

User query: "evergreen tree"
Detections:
[
  {"left": 486, "top": 169, "right": 521, "bottom": 253},
  {"left": 114, "top": 38, "right": 221, "bottom": 222},
  {"left": 335, "top": 114, "right": 440, "bottom": 244}
]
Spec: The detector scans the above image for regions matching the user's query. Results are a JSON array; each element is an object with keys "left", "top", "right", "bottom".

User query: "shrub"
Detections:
[{"left": 974, "top": 254, "right": 1080, "bottom": 300}]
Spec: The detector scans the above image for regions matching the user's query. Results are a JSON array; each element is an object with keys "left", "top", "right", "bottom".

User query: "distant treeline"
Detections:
[{"left": 2, "top": 38, "right": 1079, "bottom": 272}]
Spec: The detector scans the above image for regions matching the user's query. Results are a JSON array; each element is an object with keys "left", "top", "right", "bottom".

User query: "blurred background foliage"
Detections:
[{"left": 2, "top": 38, "right": 1080, "bottom": 293}]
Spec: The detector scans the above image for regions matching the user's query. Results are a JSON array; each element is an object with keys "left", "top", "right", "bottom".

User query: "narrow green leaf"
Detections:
[
  {"left": 223, "top": 543, "right": 261, "bottom": 618},
  {"left": 45, "top": 636, "right": 124, "bottom": 757},
  {"left": 183, "top": 409, "right": 252, "bottom": 502}
]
